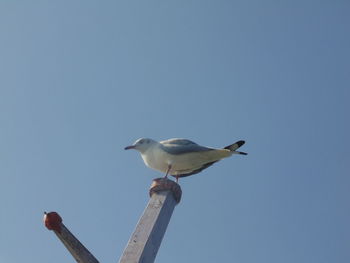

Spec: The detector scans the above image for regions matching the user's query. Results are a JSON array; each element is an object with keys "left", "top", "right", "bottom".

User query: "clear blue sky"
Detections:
[{"left": 1, "top": 1, "right": 349, "bottom": 262}]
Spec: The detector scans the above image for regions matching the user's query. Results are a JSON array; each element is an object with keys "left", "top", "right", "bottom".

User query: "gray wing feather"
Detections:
[{"left": 160, "top": 138, "right": 214, "bottom": 155}]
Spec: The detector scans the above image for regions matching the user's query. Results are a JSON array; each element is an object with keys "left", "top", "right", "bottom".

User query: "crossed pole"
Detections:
[{"left": 44, "top": 178, "right": 182, "bottom": 263}]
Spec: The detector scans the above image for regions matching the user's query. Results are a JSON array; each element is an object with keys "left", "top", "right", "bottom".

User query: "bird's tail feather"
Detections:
[{"left": 224, "top": 140, "right": 247, "bottom": 155}]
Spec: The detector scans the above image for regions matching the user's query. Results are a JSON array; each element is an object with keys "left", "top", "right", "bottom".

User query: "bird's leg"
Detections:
[
  {"left": 176, "top": 176, "right": 179, "bottom": 183},
  {"left": 164, "top": 165, "right": 172, "bottom": 179}
]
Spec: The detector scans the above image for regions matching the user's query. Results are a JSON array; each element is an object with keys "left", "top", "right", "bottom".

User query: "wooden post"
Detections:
[
  {"left": 119, "top": 177, "right": 182, "bottom": 263},
  {"left": 43, "top": 212, "right": 99, "bottom": 263}
]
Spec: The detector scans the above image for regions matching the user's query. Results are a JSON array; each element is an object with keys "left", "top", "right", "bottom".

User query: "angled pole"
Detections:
[
  {"left": 43, "top": 212, "right": 99, "bottom": 263},
  {"left": 119, "top": 177, "right": 182, "bottom": 263}
]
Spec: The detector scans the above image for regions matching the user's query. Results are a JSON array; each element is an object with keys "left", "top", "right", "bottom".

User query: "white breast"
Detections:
[{"left": 141, "top": 146, "right": 169, "bottom": 173}]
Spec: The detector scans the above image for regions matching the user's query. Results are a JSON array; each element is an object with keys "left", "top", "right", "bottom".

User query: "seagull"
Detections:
[{"left": 125, "top": 138, "right": 247, "bottom": 182}]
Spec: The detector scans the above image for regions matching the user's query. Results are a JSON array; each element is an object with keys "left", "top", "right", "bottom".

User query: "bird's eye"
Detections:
[{"left": 139, "top": 140, "right": 144, "bottom": 144}]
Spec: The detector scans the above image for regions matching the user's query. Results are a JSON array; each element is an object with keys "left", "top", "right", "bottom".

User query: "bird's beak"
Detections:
[{"left": 124, "top": 145, "right": 135, "bottom": 150}]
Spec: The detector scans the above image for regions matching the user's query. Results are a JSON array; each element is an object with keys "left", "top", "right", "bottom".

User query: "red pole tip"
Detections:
[{"left": 43, "top": 211, "right": 62, "bottom": 233}]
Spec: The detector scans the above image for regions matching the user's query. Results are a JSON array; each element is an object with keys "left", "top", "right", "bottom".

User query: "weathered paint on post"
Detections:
[
  {"left": 119, "top": 178, "right": 182, "bottom": 263},
  {"left": 44, "top": 212, "right": 99, "bottom": 263}
]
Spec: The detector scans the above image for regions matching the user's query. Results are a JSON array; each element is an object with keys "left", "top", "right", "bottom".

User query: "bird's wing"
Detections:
[
  {"left": 176, "top": 161, "right": 218, "bottom": 177},
  {"left": 160, "top": 138, "right": 214, "bottom": 155}
]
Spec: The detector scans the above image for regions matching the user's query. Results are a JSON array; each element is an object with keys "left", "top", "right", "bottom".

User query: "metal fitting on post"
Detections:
[{"left": 149, "top": 178, "right": 182, "bottom": 204}]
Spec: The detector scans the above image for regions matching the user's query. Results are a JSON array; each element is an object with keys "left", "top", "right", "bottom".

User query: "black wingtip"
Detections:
[
  {"left": 224, "top": 140, "right": 246, "bottom": 151},
  {"left": 236, "top": 140, "right": 245, "bottom": 147}
]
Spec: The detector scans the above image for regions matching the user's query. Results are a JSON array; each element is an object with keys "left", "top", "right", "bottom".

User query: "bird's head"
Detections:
[{"left": 124, "top": 138, "right": 156, "bottom": 153}]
